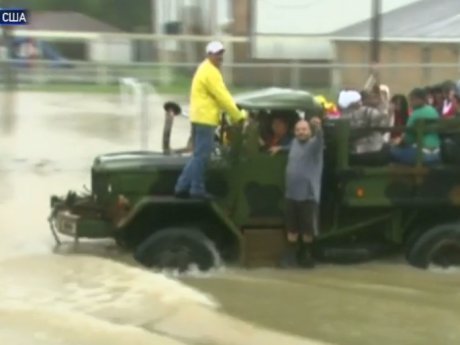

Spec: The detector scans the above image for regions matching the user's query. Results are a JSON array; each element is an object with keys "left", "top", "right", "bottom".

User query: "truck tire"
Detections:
[
  {"left": 407, "top": 223, "right": 460, "bottom": 269},
  {"left": 134, "top": 227, "right": 219, "bottom": 272},
  {"left": 403, "top": 227, "right": 428, "bottom": 260}
]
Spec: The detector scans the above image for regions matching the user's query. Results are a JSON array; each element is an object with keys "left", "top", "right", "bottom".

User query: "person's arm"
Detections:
[
  {"left": 206, "top": 69, "right": 245, "bottom": 124},
  {"left": 309, "top": 117, "right": 324, "bottom": 153},
  {"left": 363, "top": 72, "right": 377, "bottom": 91},
  {"left": 279, "top": 135, "right": 294, "bottom": 151},
  {"left": 406, "top": 112, "right": 416, "bottom": 127},
  {"left": 280, "top": 143, "right": 291, "bottom": 151},
  {"left": 398, "top": 111, "right": 418, "bottom": 145},
  {"left": 268, "top": 136, "right": 293, "bottom": 155}
]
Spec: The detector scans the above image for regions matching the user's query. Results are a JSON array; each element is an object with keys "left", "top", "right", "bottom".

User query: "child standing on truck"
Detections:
[{"left": 280, "top": 117, "right": 323, "bottom": 268}]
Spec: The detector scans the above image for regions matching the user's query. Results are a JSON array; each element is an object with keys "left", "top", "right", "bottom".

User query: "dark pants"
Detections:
[
  {"left": 175, "top": 123, "right": 216, "bottom": 195},
  {"left": 285, "top": 199, "right": 318, "bottom": 236},
  {"left": 349, "top": 145, "right": 390, "bottom": 166},
  {"left": 390, "top": 145, "right": 440, "bottom": 166}
]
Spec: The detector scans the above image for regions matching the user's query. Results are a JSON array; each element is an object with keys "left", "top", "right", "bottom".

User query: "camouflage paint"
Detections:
[{"left": 50, "top": 88, "right": 460, "bottom": 263}]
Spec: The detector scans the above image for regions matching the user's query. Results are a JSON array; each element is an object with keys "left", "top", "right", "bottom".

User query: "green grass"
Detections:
[
  {"left": 15, "top": 82, "right": 258, "bottom": 96},
  {"left": 12, "top": 66, "right": 333, "bottom": 99},
  {"left": 16, "top": 82, "right": 333, "bottom": 98},
  {"left": 16, "top": 82, "right": 188, "bottom": 95},
  {"left": 8, "top": 65, "right": 335, "bottom": 99},
  {"left": 17, "top": 83, "right": 120, "bottom": 93},
  {"left": 11, "top": 66, "right": 192, "bottom": 95}
]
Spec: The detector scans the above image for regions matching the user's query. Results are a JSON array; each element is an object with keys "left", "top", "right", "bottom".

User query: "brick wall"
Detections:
[
  {"left": 232, "top": 0, "right": 251, "bottom": 35},
  {"left": 335, "top": 41, "right": 460, "bottom": 94}
]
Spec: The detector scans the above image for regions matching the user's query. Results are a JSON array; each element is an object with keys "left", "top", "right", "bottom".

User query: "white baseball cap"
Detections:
[
  {"left": 338, "top": 90, "right": 362, "bottom": 109},
  {"left": 206, "top": 41, "right": 225, "bottom": 54}
]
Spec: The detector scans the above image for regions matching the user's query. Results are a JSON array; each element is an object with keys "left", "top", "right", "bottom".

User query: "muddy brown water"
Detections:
[{"left": 0, "top": 91, "right": 459, "bottom": 345}]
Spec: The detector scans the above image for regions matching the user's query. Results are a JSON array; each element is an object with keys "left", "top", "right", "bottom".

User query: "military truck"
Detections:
[{"left": 49, "top": 88, "right": 460, "bottom": 271}]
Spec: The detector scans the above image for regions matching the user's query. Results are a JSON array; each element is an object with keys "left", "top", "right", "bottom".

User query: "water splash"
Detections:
[{"left": 0, "top": 254, "right": 331, "bottom": 345}]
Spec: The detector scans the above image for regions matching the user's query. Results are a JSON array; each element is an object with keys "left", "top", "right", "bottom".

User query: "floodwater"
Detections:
[{"left": 0, "top": 91, "right": 459, "bottom": 345}]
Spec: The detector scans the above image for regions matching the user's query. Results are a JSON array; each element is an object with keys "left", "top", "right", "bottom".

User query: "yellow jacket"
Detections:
[{"left": 189, "top": 59, "right": 245, "bottom": 126}]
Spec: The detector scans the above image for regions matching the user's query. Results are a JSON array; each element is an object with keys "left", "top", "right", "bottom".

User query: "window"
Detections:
[{"left": 457, "top": 47, "right": 460, "bottom": 73}]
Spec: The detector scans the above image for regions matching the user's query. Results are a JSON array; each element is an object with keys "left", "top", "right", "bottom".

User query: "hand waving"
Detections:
[{"left": 310, "top": 117, "right": 322, "bottom": 128}]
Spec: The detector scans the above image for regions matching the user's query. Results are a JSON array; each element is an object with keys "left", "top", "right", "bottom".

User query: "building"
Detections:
[
  {"left": 27, "top": 11, "right": 131, "bottom": 63},
  {"left": 152, "top": 0, "right": 421, "bottom": 87},
  {"left": 152, "top": 0, "right": 233, "bottom": 35},
  {"left": 331, "top": 0, "right": 460, "bottom": 92},
  {"left": 236, "top": 0, "right": 420, "bottom": 60},
  {"left": 231, "top": 0, "right": 421, "bottom": 88}
]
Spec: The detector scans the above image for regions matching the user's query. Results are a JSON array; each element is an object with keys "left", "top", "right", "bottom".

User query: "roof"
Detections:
[
  {"left": 251, "top": 0, "right": 420, "bottom": 60},
  {"left": 255, "top": 0, "right": 420, "bottom": 35},
  {"left": 28, "top": 11, "right": 123, "bottom": 33},
  {"left": 180, "top": 88, "right": 321, "bottom": 117},
  {"left": 332, "top": 0, "right": 460, "bottom": 42},
  {"left": 234, "top": 88, "right": 320, "bottom": 111}
]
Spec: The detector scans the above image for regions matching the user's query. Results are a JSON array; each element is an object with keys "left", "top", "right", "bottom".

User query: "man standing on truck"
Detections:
[
  {"left": 174, "top": 41, "right": 247, "bottom": 200},
  {"left": 280, "top": 117, "right": 323, "bottom": 268}
]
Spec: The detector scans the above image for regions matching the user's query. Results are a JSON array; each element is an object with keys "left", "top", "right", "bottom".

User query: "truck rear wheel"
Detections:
[
  {"left": 134, "top": 227, "right": 219, "bottom": 272},
  {"left": 407, "top": 223, "right": 460, "bottom": 269}
]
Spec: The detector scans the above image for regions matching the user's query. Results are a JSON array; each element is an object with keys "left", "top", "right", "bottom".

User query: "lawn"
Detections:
[
  {"left": 2, "top": 62, "right": 337, "bottom": 101},
  {"left": 7, "top": 65, "right": 199, "bottom": 95},
  {"left": 14, "top": 82, "right": 259, "bottom": 96},
  {"left": 5, "top": 65, "right": 335, "bottom": 99},
  {"left": 15, "top": 82, "right": 334, "bottom": 100}
]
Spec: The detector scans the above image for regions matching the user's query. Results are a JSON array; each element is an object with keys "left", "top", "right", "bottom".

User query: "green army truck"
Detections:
[{"left": 49, "top": 88, "right": 460, "bottom": 271}]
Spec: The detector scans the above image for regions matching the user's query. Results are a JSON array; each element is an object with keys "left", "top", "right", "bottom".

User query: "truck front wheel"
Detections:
[
  {"left": 134, "top": 227, "right": 220, "bottom": 273},
  {"left": 407, "top": 223, "right": 460, "bottom": 269}
]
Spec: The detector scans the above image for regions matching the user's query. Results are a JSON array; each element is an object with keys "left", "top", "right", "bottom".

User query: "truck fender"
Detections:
[{"left": 115, "top": 196, "right": 244, "bottom": 263}]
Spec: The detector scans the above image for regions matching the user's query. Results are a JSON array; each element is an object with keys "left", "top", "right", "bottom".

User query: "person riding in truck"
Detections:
[
  {"left": 339, "top": 90, "right": 389, "bottom": 166},
  {"left": 390, "top": 88, "right": 441, "bottom": 166}
]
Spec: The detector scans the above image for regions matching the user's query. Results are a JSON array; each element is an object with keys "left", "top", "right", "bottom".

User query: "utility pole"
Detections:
[
  {"left": 2, "top": 25, "right": 15, "bottom": 91},
  {"left": 1, "top": 0, "right": 16, "bottom": 92},
  {"left": 370, "top": 0, "right": 382, "bottom": 63},
  {"left": 1, "top": 0, "right": 17, "bottom": 133},
  {"left": 369, "top": 0, "right": 381, "bottom": 81},
  {"left": 209, "top": 0, "right": 217, "bottom": 35}
]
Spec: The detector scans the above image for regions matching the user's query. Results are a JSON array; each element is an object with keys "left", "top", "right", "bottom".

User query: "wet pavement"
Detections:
[{"left": 0, "top": 91, "right": 459, "bottom": 345}]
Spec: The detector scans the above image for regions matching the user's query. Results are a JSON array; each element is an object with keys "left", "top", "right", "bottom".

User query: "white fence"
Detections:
[
  {"left": 3, "top": 59, "right": 460, "bottom": 94},
  {"left": 7, "top": 30, "right": 247, "bottom": 83},
  {"left": 3, "top": 30, "right": 460, "bottom": 93}
]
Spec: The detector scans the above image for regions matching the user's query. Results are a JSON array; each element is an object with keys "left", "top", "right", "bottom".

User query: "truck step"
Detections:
[{"left": 243, "top": 228, "right": 286, "bottom": 268}]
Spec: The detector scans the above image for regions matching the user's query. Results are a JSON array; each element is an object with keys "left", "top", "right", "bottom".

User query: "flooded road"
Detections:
[{"left": 0, "top": 91, "right": 459, "bottom": 345}]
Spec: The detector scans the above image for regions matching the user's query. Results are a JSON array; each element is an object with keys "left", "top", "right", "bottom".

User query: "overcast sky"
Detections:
[{"left": 255, "top": 0, "right": 422, "bottom": 34}]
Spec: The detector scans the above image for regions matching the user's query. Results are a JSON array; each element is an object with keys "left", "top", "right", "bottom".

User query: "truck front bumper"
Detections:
[{"left": 48, "top": 209, "right": 80, "bottom": 244}]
